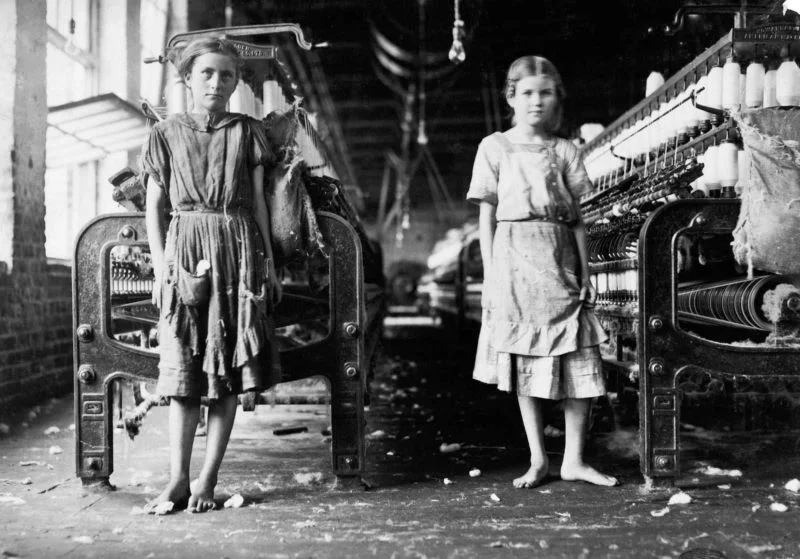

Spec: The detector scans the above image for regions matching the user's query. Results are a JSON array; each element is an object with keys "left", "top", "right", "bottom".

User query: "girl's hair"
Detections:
[
  {"left": 504, "top": 55, "right": 566, "bottom": 131},
  {"left": 175, "top": 36, "right": 244, "bottom": 82}
]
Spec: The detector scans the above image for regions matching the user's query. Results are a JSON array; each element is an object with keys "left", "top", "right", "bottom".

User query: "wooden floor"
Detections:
[{"left": 1, "top": 321, "right": 799, "bottom": 558}]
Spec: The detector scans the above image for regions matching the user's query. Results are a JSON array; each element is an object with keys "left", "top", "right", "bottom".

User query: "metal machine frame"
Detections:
[
  {"left": 638, "top": 199, "right": 800, "bottom": 488},
  {"left": 73, "top": 212, "right": 379, "bottom": 487}
]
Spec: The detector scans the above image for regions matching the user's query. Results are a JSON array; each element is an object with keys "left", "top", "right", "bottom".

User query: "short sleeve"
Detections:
[
  {"left": 466, "top": 136, "right": 499, "bottom": 205},
  {"left": 560, "top": 140, "right": 594, "bottom": 200},
  {"left": 248, "top": 117, "right": 276, "bottom": 169},
  {"left": 139, "top": 124, "right": 170, "bottom": 191}
]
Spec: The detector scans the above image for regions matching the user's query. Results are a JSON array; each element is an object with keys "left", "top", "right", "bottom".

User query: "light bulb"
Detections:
[
  {"left": 449, "top": 20, "right": 466, "bottom": 64},
  {"left": 417, "top": 124, "right": 428, "bottom": 145},
  {"left": 449, "top": 40, "right": 465, "bottom": 64}
]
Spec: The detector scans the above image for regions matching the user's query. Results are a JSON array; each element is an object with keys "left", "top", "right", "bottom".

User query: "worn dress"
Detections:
[
  {"left": 141, "top": 112, "right": 281, "bottom": 399},
  {"left": 467, "top": 132, "right": 608, "bottom": 399}
]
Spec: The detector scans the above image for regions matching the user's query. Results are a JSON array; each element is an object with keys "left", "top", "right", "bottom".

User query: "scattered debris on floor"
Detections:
[
  {"left": 785, "top": 478, "right": 800, "bottom": 492},
  {"left": 439, "top": 442, "right": 461, "bottom": 453},
  {"left": 668, "top": 491, "right": 693, "bottom": 505},
  {"left": 650, "top": 506, "right": 670, "bottom": 517},
  {"left": 224, "top": 494, "right": 244, "bottom": 508},
  {"left": 692, "top": 465, "right": 743, "bottom": 477},
  {"left": 293, "top": 472, "right": 324, "bottom": 486}
]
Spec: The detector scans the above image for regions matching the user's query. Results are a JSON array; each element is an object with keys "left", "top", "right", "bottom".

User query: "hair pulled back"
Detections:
[
  {"left": 504, "top": 55, "right": 566, "bottom": 132},
  {"left": 175, "top": 36, "right": 244, "bottom": 82}
]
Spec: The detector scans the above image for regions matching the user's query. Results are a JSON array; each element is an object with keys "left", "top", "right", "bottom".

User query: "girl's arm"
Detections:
[
  {"left": 252, "top": 165, "right": 281, "bottom": 304},
  {"left": 573, "top": 216, "right": 596, "bottom": 306},
  {"left": 478, "top": 202, "right": 497, "bottom": 282},
  {"left": 145, "top": 181, "right": 167, "bottom": 306}
]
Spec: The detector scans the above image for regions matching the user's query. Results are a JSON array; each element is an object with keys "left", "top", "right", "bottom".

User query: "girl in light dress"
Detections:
[{"left": 467, "top": 56, "right": 618, "bottom": 489}]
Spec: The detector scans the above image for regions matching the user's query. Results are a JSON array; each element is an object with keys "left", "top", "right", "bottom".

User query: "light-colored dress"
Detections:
[
  {"left": 141, "top": 112, "right": 281, "bottom": 399},
  {"left": 466, "top": 132, "right": 607, "bottom": 399}
]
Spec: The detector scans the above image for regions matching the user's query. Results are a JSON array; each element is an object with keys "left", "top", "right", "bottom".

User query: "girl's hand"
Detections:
[
  {"left": 151, "top": 267, "right": 162, "bottom": 309},
  {"left": 580, "top": 277, "right": 597, "bottom": 308},
  {"left": 266, "top": 257, "right": 282, "bottom": 306}
]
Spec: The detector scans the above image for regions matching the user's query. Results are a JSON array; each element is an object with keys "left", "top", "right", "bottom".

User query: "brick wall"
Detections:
[
  {"left": 0, "top": 0, "right": 61, "bottom": 414},
  {"left": 0, "top": 265, "right": 73, "bottom": 412}
]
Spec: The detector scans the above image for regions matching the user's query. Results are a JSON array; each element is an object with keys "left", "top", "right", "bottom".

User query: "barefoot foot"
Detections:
[
  {"left": 513, "top": 460, "right": 549, "bottom": 489},
  {"left": 188, "top": 476, "right": 218, "bottom": 513},
  {"left": 560, "top": 462, "right": 618, "bottom": 486},
  {"left": 144, "top": 479, "right": 190, "bottom": 514}
]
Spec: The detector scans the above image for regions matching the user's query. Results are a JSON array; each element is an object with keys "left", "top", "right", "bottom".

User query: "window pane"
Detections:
[
  {"left": 46, "top": 0, "right": 60, "bottom": 28},
  {"left": 140, "top": 0, "right": 168, "bottom": 103},
  {"left": 47, "top": 44, "right": 89, "bottom": 106}
]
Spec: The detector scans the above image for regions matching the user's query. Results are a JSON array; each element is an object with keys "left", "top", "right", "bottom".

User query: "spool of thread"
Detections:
[
  {"left": 745, "top": 61, "right": 766, "bottom": 108},
  {"left": 262, "top": 79, "right": 283, "bottom": 114},
  {"left": 228, "top": 82, "right": 245, "bottom": 113},
  {"left": 722, "top": 57, "right": 741, "bottom": 110},
  {"left": 684, "top": 85, "right": 701, "bottom": 134},
  {"left": 776, "top": 58, "right": 800, "bottom": 106},
  {"left": 717, "top": 141, "right": 739, "bottom": 188},
  {"left": 706, "top": 66, "right": 724, "bottom": 110},
  {"left": 692, "top": 154, "right": 709, "bottom": 196},
  {"left": 694, "top": 75, "right": 711, "bottom": 128},
  {"left": 703, "top": 145, "right": 720, "bottom": 196},
  {"left": 764, "top": 66, "right": 779, "bottom": 107},
  {"left": 646, "top": 71, "right": 665, "bottom": 97}
]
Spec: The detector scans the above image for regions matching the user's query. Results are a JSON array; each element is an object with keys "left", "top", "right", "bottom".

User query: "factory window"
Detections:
[
  {"left": 46, "top": 0, "right": 97, "bottom": 106},
  {"left": 45, "top": 0, "right": 99, "bottom": 262},
  {"left": 44, "top": 163, "right": 99, "bottom": 262},
  {"left": 140, "top": 0, "right": 169, "bottom": 105}
]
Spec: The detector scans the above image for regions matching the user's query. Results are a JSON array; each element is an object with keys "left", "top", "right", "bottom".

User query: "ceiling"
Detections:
[{"left": 188, "top": 0, "right": 774, "bottom": 223}]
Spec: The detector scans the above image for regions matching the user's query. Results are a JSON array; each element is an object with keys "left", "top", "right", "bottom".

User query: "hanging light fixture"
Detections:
[{"left": 448, "top": 0, "right": 465, "bottom": 64}]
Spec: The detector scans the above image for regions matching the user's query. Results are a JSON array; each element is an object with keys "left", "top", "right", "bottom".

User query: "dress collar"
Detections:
[
  {"left": 173, "top": 112, "right": 247, "bottom": 131},
  {"left": 495, "top": 131, "right": 555, "bottom": 150}
]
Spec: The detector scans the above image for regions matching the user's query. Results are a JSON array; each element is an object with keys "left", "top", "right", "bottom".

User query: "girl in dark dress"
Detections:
[{"left": 142, "top": 36, "right": 280, "bottom": 513}]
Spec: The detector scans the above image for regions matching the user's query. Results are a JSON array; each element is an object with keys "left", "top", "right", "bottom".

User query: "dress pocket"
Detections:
[{"left": 177, "top": 262, "right": 211, "bottom": 306}]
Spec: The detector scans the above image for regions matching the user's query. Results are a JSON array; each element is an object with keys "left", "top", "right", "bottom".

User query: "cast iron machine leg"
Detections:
[
  {"left": 74, "top": 211, "right": 371, "bottom": 487},
  {"left": 638, "top": 199, "right": 800, "bottom": 489}
]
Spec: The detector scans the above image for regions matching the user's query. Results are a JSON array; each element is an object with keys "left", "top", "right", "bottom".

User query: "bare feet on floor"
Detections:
[
  {"left": 560, "top": 461, "right": 619, "bottom": 486},
  {"left": 513, "top": 460, "right": 549, "bottom": 489},
  {"left": 188, "top": 475, "right": 218, "bottom": 513},
  {"left": 144, "top": 479, "right": 190, "bottom": 514}
]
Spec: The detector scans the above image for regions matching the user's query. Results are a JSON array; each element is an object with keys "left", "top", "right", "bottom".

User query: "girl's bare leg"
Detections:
[
  {"left": 188, "top": 394, "right": 238, "bottom": 512},
  {"left": 560, "top": 397, "right": 618, "bottom": 486},
  {"left": 146, "top": 396, "right": 199, "bottom": 511},
  {"left": 514, "top": 396, "right": 549, "bottom": 488}
]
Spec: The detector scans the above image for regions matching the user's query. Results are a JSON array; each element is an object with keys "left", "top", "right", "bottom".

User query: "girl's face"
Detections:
[
  {"left": 186, "top": 52, "right": 238, "bottom": 114},
  {"left": 508, "top": 75, "right": 559, "bottom": 131}
]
